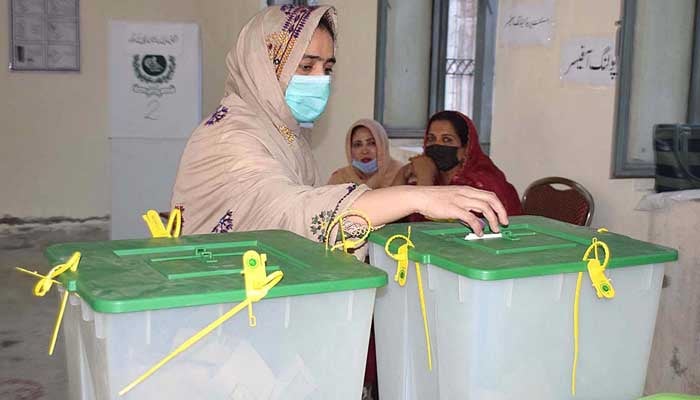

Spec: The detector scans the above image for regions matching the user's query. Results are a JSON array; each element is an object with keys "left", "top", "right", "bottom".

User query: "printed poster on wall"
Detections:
[
  {"left": 109, "top": 21, "right": 201, "bottom": 138},
  {"left": 500, "top": 0, "right": 555, "bottom": 46},
  {"left": 10, "top": 0, "right": 81, "bottom": 71},
  {"left": 560, "top": 37, "right": 617, "bottom": 86}
]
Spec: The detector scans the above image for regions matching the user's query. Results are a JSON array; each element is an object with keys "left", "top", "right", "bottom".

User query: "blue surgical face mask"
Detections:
[
  {"left": 284, "top": 75, "right": 331, "bottom": 123},
  {"left": 352, "top": 159, "right": 378, "bottom": 175}
]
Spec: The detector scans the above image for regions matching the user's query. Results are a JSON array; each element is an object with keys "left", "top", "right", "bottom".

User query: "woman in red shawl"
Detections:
[{"left": 394, "top": 110, "right": 523, "bottom": 216}]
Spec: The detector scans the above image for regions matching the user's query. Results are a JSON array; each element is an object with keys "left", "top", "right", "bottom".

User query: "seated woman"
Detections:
[
  {"left": 327, "top": 118, "right": 401, "bottom": 400},
  {"left": 328, "top": 119, "right": 402, "bottom": 189},
  {"left": 394, "top": 110, "right": 523, "bottom": 216}
]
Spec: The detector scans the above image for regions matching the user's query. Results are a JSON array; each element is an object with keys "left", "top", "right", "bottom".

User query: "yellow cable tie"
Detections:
[
  {"left": 119, "top": 250, "right": 283, "bottom": 396},
  {"left": 384, "top": 227, "right": 432, "bottom": 370},
  {"left": 572, "top": 237, "right": 614, "bottom": 395},
  {"left": 119, "top": 298, "right": 252, "bottom": 396},
  {"left": 142, "top": 208, "right": 181, "bottom": 238},
  {"left": 385, "top": 226, "right": 414, "bottom": 287},
  {"left": 415, "top": 262, "right": 432, "bottom": 371},
  {"left": 49, "top": 291, "right": 71, "bottom": 356},
  {"left": 16, "top": 251, "right": 81, "bottom": 356},
  {"left": 15, "top": 268, "right": 62, "bottom": 286},
  {"left": 582, "top": 239, "right": 615, "bottom": 299},
  {"left": 572, "top": 271, "right": 583, "bottom": 396},
  {"left": 168, "top": 208, "right": 182, "bottom": 238},
  {"left": 323, "top": 209, "right": 373, "bottom": 253},
  {"left": 32, "top": 252, "right": 81, "bottom": 297}
]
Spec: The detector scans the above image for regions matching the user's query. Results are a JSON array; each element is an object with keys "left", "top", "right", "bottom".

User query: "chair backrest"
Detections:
[{"left": 521, "top": 177, "right": 594, "bottom": 226}]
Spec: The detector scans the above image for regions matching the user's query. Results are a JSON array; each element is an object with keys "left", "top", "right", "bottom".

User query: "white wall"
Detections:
[
  {"left": 0, "top": 0, "right": 376, "bottom": 217},
  {"left": 490, "top": 0, "right": 655, "bottom": 239},
  {"left": 0, "top": 0, "right": 261, "bottom": 219},
  {"left": 312, "top": 0, "right": 378, "bottom": 183},
  {"left": 198, "top": 2, "right": 263, "bottom": 115},
  {"left": 3, "top": 0, "right": 657, "bottom": 240}
]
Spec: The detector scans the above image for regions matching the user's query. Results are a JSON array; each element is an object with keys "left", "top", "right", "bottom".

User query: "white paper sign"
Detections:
[
  {"left": 500, "top": 1, "right": 555, "bottom": 46},
  {"left": 109, "top": 21, "right": 201, "bottom": 139},
  {"left": 560, "top": 37, "right": 617, "bottom": 86}
]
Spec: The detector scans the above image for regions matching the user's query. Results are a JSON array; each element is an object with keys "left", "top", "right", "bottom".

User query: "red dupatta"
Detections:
[{"left": 426, "top": 111, "right": 523, "bottom": 216}]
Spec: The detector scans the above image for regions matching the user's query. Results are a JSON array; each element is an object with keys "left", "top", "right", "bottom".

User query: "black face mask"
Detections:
[{"left": 425, "top": 144, "right": 461, "bottom": 171}]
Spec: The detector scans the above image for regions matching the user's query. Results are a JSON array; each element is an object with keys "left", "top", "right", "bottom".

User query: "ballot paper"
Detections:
[{"left": 464, "top": 232, "right": 504, "bottom": 240}]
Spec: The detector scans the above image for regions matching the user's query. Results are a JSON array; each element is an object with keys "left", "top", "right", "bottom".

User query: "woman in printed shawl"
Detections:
[{"left": 171, "top": 6, "right": 508, "bottom": 248}]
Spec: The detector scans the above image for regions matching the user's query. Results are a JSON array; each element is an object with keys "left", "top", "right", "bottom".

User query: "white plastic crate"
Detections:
[
  {"left": 368, "top": 217, "right": 676, "bottom": 400},
  {"left": 45, "top": 230, "right": 387, "bottom": 399},
  {"left": 62, "top": 289, "right": 375, "bottom": 399}
]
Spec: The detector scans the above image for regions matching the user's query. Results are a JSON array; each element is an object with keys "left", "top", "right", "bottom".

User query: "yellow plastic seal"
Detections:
[
  {"left": 384, "top": 227, "right": 433, "bottom": 371},
  {"left": 583, "top": 238, "right": 615, "bottom": 298},
  {"left": 119, "top": 250, "right": 283, "bottom": 396},
  {"left": 142, "top": 208, "right": 181, "bottom": 238},
  {"left": 572, "top": 236, "right": 614, "bottom": 395},
  {"left": 324, "top": 209, "right": 372, "bottom": 253},
  {"left": 16, "top": 251, "right": 81, "bottom": 355}
]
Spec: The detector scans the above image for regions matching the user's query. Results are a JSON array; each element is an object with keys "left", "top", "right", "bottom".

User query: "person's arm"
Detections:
[
  {"left": 176, "top": 128, "right": 507, "bottom": 241},
  {"left": 408, "top": 155, "right": 438, "bottom": 186},
  {"left": 391, "top": 164, "right": 411, "bottom": 186},
  {"left": 327, "top": 169, "right": 344, "bottom": 185},
  {"left": 365, "top": 169, "right": 384, "bottom": 189},
  {"left": 351, "top": 184, "right": 508, "bottom": 235}
]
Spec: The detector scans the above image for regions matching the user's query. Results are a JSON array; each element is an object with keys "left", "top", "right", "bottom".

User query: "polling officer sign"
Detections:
[{"left": 109, "top": 21, "right": 201, "bottom": 138}]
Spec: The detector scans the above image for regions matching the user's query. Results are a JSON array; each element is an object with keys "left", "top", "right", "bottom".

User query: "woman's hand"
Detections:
[
  {"left": 391, "top": 163, "right": 417, "bottom": 186},
  {"left": 351, "top": 185, "right": 509, "bottom": 236},
  {"left": 409, "top": 155, "right": 438, "bottom": 186},
  {"left": 413, "top": 186, "right": 508, "bottom": 234}
]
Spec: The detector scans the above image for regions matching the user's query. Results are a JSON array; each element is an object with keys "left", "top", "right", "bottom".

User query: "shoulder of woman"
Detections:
[
  {"left": 331, "top": 165, "right": 352, "bottom": 176},
  {"left": 387, "top": 158, "right": 405, "bottom": 170},
  {"left": 328, "top": 166, "right": 353, "bottom": 182},
  {"left": 195, "top": 102, "right": 275, "bottom": 142},
  {"left": 328, "top": 168, "right": 342, "bottom": 179},
  {"left": 198, "top": 94, "right": 266, "bottom": 132}
]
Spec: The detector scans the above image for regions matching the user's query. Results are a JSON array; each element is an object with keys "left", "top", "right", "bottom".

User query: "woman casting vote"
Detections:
[{"left": 171, "top": 5, "right": 508, "bottom": 252}]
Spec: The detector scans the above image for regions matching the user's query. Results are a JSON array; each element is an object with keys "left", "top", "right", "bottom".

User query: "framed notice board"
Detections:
[{"left": 9, "top": 0, "right": 80, "bottom": 71}]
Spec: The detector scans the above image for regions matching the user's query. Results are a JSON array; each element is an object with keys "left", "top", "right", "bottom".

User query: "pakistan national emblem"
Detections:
[{"left": 132, "top": 54, "right": 176, "bottom": 97}]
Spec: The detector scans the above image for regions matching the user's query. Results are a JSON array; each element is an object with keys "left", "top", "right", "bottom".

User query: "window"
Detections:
[
  {"left": 612, "top": 0, "right": 697, "bottom": 177},
  {"left": 375, "top": 0, "right": 497, "bottom": 149}
]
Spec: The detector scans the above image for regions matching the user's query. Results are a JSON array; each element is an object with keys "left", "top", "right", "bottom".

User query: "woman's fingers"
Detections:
[
  {"left": 451, "top": 195, "right": 499, "bottom": 234},
  {"left": 414, "top": 185, "right": 509, "bottom": 235},
  {"left": 483, "top": 191, "right": 509, "bottom": 226},
  {"left": 456, "top": 210, "right": 484, "bottom": 236},
  {"left": 457, "top": 187, "right": 509, "bottom": 226},
  {"left": 462, "top": 197, "right": 500, "bottom": 233}
]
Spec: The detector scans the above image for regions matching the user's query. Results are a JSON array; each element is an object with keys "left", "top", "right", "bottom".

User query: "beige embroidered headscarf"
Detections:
[
  {"left": 171, "top": 5, "right": 369, "bottom": 243},
  {"left": 328, "top": 119, "right": 403, "bottom": 189}
]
